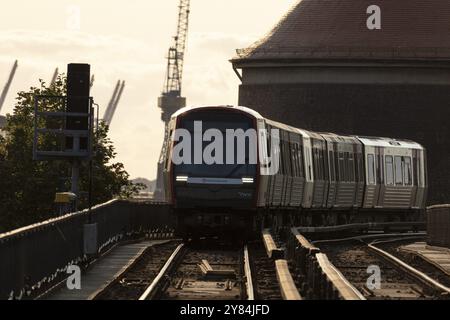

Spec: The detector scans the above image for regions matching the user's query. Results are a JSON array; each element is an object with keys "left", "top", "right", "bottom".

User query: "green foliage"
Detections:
[{"left": 0, "top": 75, "right": 143, "bottom": 233}]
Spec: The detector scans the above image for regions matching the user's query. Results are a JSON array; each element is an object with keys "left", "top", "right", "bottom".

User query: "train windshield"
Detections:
[{"left": 174, "top": 110, "right": 257, "bottom": 178}]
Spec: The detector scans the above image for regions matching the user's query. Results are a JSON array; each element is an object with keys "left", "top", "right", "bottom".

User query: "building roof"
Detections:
[{"left": 233, "top": 0, "right": 450, "bottom": 63}]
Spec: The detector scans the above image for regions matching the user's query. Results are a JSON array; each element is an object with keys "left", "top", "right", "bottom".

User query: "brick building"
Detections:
[{"left": 231, "top": 0, "right": 450, "bottom": 204}]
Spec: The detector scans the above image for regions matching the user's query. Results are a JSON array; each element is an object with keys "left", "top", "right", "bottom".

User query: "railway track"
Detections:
[
  {"left": 94, "top": 241, "right": 181, "bottom": 300},
  {"left": 374, "top": 239, "right": 450, "bottom": 289},
  {"left": 246, "top": 242, "right": 283, "bottom": 300},
  {"left": 314, "top": 235, "right": 450, "bottom": 300},
  {"left": 139, "top": 240, "right": 252, "bottom": 300}
]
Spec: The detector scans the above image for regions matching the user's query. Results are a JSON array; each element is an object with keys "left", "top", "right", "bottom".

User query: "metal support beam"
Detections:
[{"left": 0, "top": 60, "right": 18, "bottom": 113}]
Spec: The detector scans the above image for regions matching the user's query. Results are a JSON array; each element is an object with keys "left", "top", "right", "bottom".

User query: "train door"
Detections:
[
  {"left": 326, "top": 139, "right": 337, "bottom": 208},
  {"left": 302, "top": 135, "right": 314, "bottom": 208},
  {"left": 354, "top": 141, "right": 365, "bottom": 207},
  {"left": 363, "top": 146, "right": 377, "bottom": 208},
  {"left": 271, "top": 127, "right": 284, "bottom": 207},
  {"left": 265, "top": 124, "right": 274, "bottom": 207},
  {"left": 281, "top": 130, "right": 293, "bottom": 207},
  {"left": 311, "top": 138, "right": 327, "bottom": 208},
  {"left": 289, "top": 132, "right": 305, "bottom": 207},
  {"left": 375, "top": 147, "right": 385, "bottom": 207},
  {"left": 257, "top": 120, "right": 270, "bottom": 208},
  {"left": 413, "top": 149, "right": 427, "bottom": 208}
]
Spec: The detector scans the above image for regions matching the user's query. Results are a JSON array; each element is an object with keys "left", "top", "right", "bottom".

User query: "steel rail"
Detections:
[
  {"left": 367, "top": 243, "right": 450, "bottom": 296},
  {"left": 315, "top": 253, "right": 366, "bottom": 300},
  {"left": 138, "top": 243, "right": 185, "bottom": 300},
  {"left": 312, "top": 232, "right": 427, "bottom": 245},
  {"left": 243, "top": 245, "right": 255, "bottom": 300}
]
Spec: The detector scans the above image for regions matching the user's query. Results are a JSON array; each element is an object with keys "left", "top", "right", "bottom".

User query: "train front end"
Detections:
[{"left": 168, "top": 107, "right": 259, "bottom": 238}]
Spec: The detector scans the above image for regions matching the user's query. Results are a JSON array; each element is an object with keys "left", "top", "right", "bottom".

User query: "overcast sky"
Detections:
[{"left": 0, "top": 0, "right": 297, "bottom": 180}]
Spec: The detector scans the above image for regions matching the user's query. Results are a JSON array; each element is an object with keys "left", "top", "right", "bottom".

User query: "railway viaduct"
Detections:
[{"left": 1, "top": 0, "right": 450, "bottom": 301}]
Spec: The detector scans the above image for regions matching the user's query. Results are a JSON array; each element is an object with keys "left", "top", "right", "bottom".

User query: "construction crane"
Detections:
[
  {"left": 103, "top": 80, "right": 125, "bottom": 126},
  {"left": 0, "top": 60, "right": 18, "bottom": 114},
  {"left": 154, "top": 0, "right": 191, "bottom": 201},
  {"left": 50, "top": 68, "right": 59, "bottom": 87}
]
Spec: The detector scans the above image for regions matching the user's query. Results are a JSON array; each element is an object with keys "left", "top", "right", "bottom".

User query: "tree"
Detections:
[{"left": 0, "top": 75, "right": 143, "bottom": 233}]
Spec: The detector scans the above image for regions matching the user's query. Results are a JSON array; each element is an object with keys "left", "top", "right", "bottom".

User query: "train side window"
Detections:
[
  {"left": 348, "top": 153, "right": 355, "bottom": 182},
  {"left": 404, "top": 157, "right": 412, "bottom": 186},
  {"left": 286, "top": 141, "right": 293, "bottom": 177},
  {"left": 298, "top": 145, "right": 304, "bottom": 178},
  {"left": 367, "top": 154, "right": 375, "bottom": 185},
  {"left": 291, "top": 143, "right": 297, "bottom": 177},
  {"left": 321, "top": 148, "right": 328, "bottom": 181},
  {"left": 417, "top": 157, "right": 422, "bottom": 186},
  {"left": 329, "top": 151, "right": 335, "bottom": 181},
  {"left": 394, "top": 156, "right": 403, "bottom": 185},
  {"left": 338, "top": 152, "right": 345, "bottom": 182},
  {"left": 386, "top": 156, "right": 394, "bottom": 185},
  {"left": 344, "top": 152, "right": 350, "bottom": 182},
  {"left": 359, "top": 153, "right": 365, "bottom": 182}
]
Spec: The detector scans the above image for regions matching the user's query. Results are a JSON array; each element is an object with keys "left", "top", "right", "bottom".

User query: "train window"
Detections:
[
  {"left": 329, "top": 151, "right": 335, "bottom": 181},
  {"left": 417, "top": 157, "right": 422, "bottom": 186},
  {"left": 348, "top": 153, "right": 355, "bottom": 182},
  {"left": 317, "top": 149, "right": 325, "bottom": 180},
  {"left": 395, "top": 156, "right": 403, "bottom": 185},
  {"left": 286, "top": 141, "right": 293, "bottom": 176},
  {"left": 344, "top": 152, "right": 350, "bottom": 181},
  {"left": 385, "top": 156, "right": 394, "bottom": 185},
  {"left": 413, "top": 156, "right": 418, "bottom": 186},
  {"left": 291, "top": 143, "right": 297, "bottom": 177},
  {"left": 404, "top": 157, "right": 412, "bottom": 186},
  {"left": 367, "top": 154, "right": 375, "bottom": 185},
  {"left": 298, "top": 145, "right": 304, "bottom": 178},
  {"left": 338, "top": 152, "right": 345, "bottom": 182},
  {"left": 313, "top": 147, "right": 322, "bottom": 180}
]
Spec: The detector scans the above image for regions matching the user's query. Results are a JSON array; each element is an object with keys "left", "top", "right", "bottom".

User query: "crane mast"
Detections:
[
  {"left": 103, "top": 80, "right": 125, "bottom": 126},
  {"left": 0, "top": 60, "right": 18, "bottom": 114},
  {"left": 154, "top": 0, "right": 191, "bottom": 200}
]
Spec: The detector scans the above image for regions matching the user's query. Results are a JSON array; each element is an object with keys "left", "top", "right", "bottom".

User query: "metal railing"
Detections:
[{"left": 0, "top": 199, "right": 172, "bottom": 300}]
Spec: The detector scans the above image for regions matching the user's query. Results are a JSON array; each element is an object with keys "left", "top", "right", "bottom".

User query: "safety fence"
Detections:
[{"left": 0, "top": 199, "right": 171, "bottom": 300}]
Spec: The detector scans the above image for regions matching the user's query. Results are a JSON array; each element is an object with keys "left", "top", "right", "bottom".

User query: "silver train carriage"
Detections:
[{"left": 162, "top": 106, "right": 427, "bottom": 237}]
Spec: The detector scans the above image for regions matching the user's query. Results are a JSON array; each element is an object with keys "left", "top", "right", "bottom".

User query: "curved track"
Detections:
[{"left": 315, "top": 235, "right": 450, "bottom": 300}]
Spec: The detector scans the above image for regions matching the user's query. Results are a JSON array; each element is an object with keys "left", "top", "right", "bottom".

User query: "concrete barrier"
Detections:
[{"left": 428, "top": 205, "right": 450, "bottom": 249}]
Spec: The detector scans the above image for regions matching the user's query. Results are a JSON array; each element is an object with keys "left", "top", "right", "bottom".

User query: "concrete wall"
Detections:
[
  {"left": 428, "top": 205, "right": 450, "bottom": 248},
  {"left": 237, "top": 65, "right": 450, "bottom": 204}
]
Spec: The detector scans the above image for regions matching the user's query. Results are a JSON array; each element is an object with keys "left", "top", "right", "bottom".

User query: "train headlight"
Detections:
[
  {"left": 176, "top": 175, "right": 188, "bottom": 182},
  {"left": 241, "top": 177, "right": 254, "bottom": 184}
]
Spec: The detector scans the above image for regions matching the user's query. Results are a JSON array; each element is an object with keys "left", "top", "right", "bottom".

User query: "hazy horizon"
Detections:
[{"left": 0, "top": 0, "right": 297, "bottom": 180}]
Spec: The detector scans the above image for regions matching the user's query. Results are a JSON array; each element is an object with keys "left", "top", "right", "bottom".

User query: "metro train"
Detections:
[{"left": 161, "top": 105, "right": 428, "bottom": 238}]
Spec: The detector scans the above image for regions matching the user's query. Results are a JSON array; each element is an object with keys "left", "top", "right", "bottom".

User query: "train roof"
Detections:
[
  {"left": 356, "top": 136, "right": 424, "bottom": 150},
  {"left": 171, "top": 105, "right": 264, "bottom": 120}
]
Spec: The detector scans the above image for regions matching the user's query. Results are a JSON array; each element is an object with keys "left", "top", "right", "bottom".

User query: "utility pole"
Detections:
[{"left": 154, "top": 0, "right": 191, "bottom": 201}]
